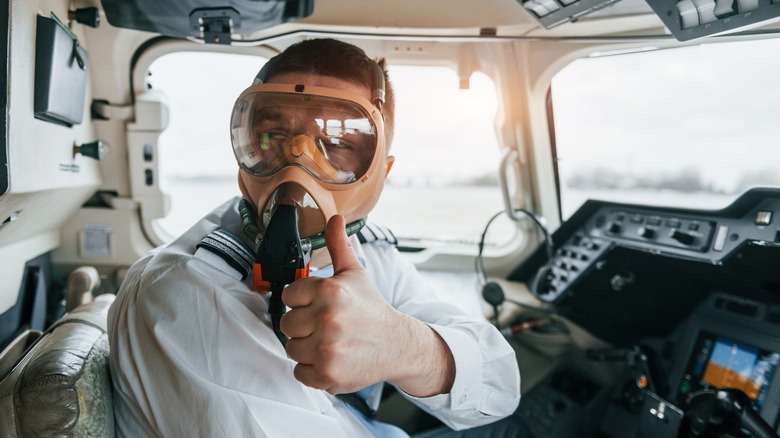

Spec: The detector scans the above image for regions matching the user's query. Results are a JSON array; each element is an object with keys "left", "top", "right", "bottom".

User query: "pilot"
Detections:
[{"left": 108, "top": 38, "right": 523, "bottom": 437}]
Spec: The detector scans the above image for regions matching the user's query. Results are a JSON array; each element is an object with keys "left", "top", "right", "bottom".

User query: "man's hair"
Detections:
[{"left": 259, "top": 38, "right": 396, "bottom": 147}]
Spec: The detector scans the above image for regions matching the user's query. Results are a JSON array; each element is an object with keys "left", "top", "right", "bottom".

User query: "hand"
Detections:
[{"left": 280, "top": 215, "right": 455, "bottom": 397}]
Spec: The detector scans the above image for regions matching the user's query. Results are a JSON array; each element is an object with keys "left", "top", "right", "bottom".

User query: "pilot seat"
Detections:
[{"left": 0, "top": 267, "right": 115, "bottom": 437}]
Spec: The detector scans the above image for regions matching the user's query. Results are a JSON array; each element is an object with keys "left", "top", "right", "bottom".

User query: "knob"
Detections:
[
  {"left": 69, "top": 7, "right": 101, "bottom": 28},
  {"left": 74, "top": 140, "right": 105, "bottom": 160},
  {"left": 670, "top": 229, "right": 695, "bottom": 245},
  {"left": 638, "top": 226, "right": 655, "bottom": 239}
]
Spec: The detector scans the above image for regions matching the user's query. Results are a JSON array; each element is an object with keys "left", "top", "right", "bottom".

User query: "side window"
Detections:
[
  {"left": 372, "top": 67, "right": 512, "bottom": 248},
  {"left": 149, "top": 52, "right": 262, "bottom": 236},
  {"left": 149, "top": 52, "right": 512, "bottom": 248}
]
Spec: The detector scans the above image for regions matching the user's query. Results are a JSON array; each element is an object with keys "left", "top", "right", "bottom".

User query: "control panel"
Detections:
[
  {"left": 598, "top": 210, "right": 715, "bottom": 253},
  {"left": 537, "top": 235, "right": 612, "bottom": 300},
  {"left": 510, "top": 188, "right": 780, "bottom": 304}
]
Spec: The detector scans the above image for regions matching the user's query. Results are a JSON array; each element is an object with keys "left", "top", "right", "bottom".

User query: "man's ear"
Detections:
[{"left": 385, "top": 156, "right": 395, "bottom": 176}]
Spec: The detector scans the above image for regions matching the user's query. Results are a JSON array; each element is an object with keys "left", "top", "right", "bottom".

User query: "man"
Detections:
[{"left": 108, "top": 38, "right": 522, "bottom": 437}]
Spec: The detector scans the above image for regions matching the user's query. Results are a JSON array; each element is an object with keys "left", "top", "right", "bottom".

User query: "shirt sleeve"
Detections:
[
  {"left": 108, "top": 250, "right": 365, "bottom": 438},
  {"left": 362, "top": 243, "right": 522, "bottom": 430}
]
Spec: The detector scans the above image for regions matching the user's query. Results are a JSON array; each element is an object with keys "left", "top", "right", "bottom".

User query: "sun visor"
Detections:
[{"left": 99, "top": 0, "right": 313, "bottom": 44}]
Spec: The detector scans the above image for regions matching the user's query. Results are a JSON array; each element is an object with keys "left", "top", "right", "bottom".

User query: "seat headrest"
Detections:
[{"left": 0, "top": 294, "right": 116, "bottom": 438}]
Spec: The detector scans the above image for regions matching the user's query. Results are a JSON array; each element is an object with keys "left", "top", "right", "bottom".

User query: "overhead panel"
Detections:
[
  {"left": 645, "top": 0, "right": 780, "bottom": 40},
  {"left": 515, "top": 0, "right": 780, "bottom": 40},
  {"left": 515, "top": 0, "right": 627, "bottom": 28}
]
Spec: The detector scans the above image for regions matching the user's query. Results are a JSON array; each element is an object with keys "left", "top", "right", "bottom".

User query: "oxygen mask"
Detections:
[{"left": 231, "top": 83, "right": 389, "bottom": 240}]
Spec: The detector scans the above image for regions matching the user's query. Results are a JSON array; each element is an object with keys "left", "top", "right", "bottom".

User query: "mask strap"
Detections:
[
  {"left": 238, "top": 198, "right": 366, "bottom": 249},
  {"left": 370, "top": 60, "right": 385, "bottom": 110}
]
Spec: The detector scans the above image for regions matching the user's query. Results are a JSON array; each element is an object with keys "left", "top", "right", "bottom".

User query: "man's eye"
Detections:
[
  {"left": 339, "top": 133, "right": 375, "bottom": 152},
  {"left": 257, "top": 131, "right": 288, "bottom": 150},
  {"left": 324, "top": 138, "right": 349, "bottom": 149}
]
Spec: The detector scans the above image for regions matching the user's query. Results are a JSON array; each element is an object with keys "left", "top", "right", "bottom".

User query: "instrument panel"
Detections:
[
  {"left": 511, "top": 187, "right": 780, "bottom": 304},
  {"left": 509, "top": 187, "right": 780, "bottom": 346}
]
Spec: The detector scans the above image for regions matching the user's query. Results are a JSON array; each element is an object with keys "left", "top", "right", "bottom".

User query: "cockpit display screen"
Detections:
[{"left": 677, "top": 331, "right": 780, "bottom": 408}]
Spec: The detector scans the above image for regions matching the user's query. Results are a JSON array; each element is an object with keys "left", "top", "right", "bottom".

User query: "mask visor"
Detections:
[{"left": 232, "top": 91, "right": 378, "bottom": 184}]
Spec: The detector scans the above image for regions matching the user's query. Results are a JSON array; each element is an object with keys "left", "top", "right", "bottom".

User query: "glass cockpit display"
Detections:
[{"left": 677, "top": 331, "right": 780, "bottom": 409}]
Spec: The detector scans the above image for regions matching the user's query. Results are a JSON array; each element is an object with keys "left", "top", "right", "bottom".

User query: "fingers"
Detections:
[
  {"left": 279, "top": 307, "right": 315, "bottom": 338},
  {"left": 288, "top": 339, "right": 343, "bottom": 393},
  {"left": 281, "top": 215, "right": 378, "bottom": 395},
  {"left": 285, "top": 333, "right": 340, "bottom": 370},
  {"left": 293, "top": 363, "right": 335, "bottom": 392},
  {"left": 292, "top": 359, "right": 358, "bottom": 395},
  {"left": 282, "top": 277, "right": 317, "bottom": 308},
  {"left": 325, "top": 215, "right": 363, "bottom": 275},
  {"left": 285, "top": 336, "right": 317, "bottom": 364}
]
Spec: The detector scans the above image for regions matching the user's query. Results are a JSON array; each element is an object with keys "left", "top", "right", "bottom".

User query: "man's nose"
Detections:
[
  {"left": 296, "top": 117, "right": 323, "bottom": 138},
  {"left": 288, "top": 135, "right": 321, "bottom": 158}
]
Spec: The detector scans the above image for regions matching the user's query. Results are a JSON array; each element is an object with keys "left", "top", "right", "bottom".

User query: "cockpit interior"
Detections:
[{"left": 2, "top": 0, "right": 780, "bottom": 436}]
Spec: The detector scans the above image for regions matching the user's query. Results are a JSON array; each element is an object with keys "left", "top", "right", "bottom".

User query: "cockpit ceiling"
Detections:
[
  {"left": 90, "top": 0, "right": 668, "bottom": 42},
  {"left": 91, "top": 0, "right": 780, "bottom": 43}
]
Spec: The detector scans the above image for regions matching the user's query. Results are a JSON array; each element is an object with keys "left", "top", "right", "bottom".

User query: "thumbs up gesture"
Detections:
[{"left": 281, "top": 215, "right": 455, "bottom": 397}]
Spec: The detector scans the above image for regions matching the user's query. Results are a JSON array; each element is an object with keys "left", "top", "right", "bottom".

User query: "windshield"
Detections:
[
  {"left": 551, "top": 38, "right": 780, "bottom": 220},
  {"left": 149, "top": 52, "right": 511, "bottom": 247}
]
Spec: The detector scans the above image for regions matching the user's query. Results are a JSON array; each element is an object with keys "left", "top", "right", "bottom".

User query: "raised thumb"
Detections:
[{"left": 325, "top": 215, "right": 362, "bottom": 275}]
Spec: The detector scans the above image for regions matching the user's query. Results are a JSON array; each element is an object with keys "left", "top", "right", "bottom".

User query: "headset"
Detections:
[{"left": 476, "top": 208, "right": 557, "bottom": 326}]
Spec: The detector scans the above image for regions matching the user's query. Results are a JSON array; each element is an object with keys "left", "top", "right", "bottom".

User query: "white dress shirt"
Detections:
[{"left": 108, "top": 198, "right": 521, "bottom": 437}]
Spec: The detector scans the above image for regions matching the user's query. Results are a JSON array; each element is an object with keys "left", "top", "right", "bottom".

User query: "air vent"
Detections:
[
  {"left": 766, "top": 310, "right": 780, "bottom": 326},
  {"left": 724, "top": 300, "right": 758, "bottom": 318},
  {"left": 714, "top": 296, "right": 759, "bottom": 318}
]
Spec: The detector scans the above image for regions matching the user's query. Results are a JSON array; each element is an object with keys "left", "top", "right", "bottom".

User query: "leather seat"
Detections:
[{"left": 0, "top": 294, "right": 115, "bottom": 437}]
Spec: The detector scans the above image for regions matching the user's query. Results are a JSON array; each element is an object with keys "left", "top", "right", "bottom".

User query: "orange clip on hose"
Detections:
[{"left": 253, "top": 263, "right": 310, "bottom": 292}]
